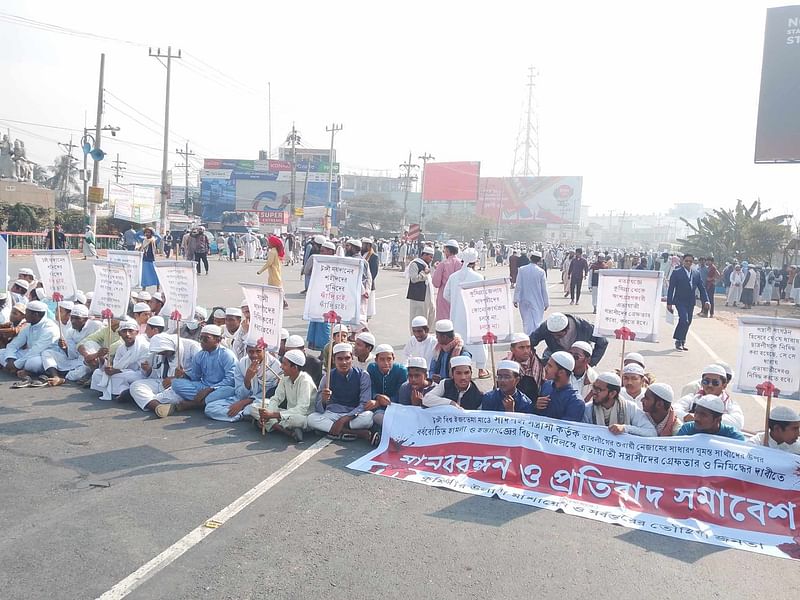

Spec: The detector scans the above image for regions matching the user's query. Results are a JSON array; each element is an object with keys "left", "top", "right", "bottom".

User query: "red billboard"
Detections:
[{"left": 422, "top": 161, "right": 480, "bottom": 202}]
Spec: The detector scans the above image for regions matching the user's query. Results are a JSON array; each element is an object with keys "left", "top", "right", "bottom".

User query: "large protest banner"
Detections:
[
  {"left": 0, "top": 233, "right": 8, "bottom": 291},
  {"left": 240, "top": 282, "right": 284, "bottom": 351},
  {"left": 735, "top": 316, "right": 800, "bottom": 400},
  {"left": 350, "top": 405, "right": 800, "bottom": 561},
  {"left": 302, "top": 255, "right": 364, "bottom": 325},
  {"left": 593, "top": 269, "right": 662, "bottom": 342},
  {"left": 153, "top": 261, "right": 197, "bottom": 321},
  {"left": 33, "top": 250, "right": 78, "bottom": 301},
  {"left": 90, "top": 261, "right": 130, "bottom": 319},
  {"left": 459, "top": 277, "right": 514, "bottom": 343},
  {"left": 106, "top": 250, "right": 142, "bottom": 289}
]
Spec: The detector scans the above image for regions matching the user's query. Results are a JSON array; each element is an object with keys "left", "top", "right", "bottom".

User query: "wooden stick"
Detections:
[
  {"left": 260, "top": 356, "right": 268, "bottom": 436},
  {"left": 55, "top": 304, "right": 64, "bottom": 340},
  {"left": 325, "top": 320, "right": 336, "bottom": 390},
  {"left": 763, "top": 391, "right": 772, "bottom": 447},
  {"left": 489, "top": 341, "right": 497, "bottom": 389},
  {"left": 174, "top": 320, "right": 181, "bottom": 369},
  {"left": 620, "top": 337, "right": 626, "bottom": 373}
]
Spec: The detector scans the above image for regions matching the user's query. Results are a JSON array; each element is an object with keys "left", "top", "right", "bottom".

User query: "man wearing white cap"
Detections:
[
  {"left": 428, "top": 319, "right": 473, "bottom": 383},
  {"left": 321, "top": 324, "right": 350, "bottom": 373},
  {"left": 568, "top": 341, "right": 598, "bottom": 401},
  {"left": 621, "top": 352, "right": 656, "bottom": 385},
  {"left": 620, "top": 363, "right": 647, "bottom": 405},
  {"left": 17, "top": 267, "right": 35, "bottom": 285},
  {"left": 680, "top": 361, "right": 732, "bottom": 397},
  {"left": 132, "top": 302, "right": 152, "bottom": 334},
  {"left": 673, "top": 364, "right": 743, "bottom": 429},
  {"left": 40, "top": 304, "right": 103, "bottom": 386},
  {"left": 252, "top": 349, "right": 317, "bottom": 442},
  {"left": 0, "top": 292, "right": 11, "bottom": 325},
  {"left": 747, "top": 405, "right": 800, "bottom": 453},
  {"left": 10, "top": 279, "right": 30, "bottom": 305},
  {"left": 531, "top": 312, "right": 608, "bottom": 367},
  {"left": 641, "top": 383, "right": 682, "bottom": 436},
  {"left": 535, "top": 351, "right": 585, "bottom": 422},
  {"left": 304, "top": 239, "right": 336, "bottom": 350},
  {"left": 423, "top": 355, "right": 483, "bottom": 409},
  {"left": 444, "top": 247, "right": 490, "bottom": 379},
  {"left": 432, "top": 240, "right": 461, "bottom": 321},
  {"left": 365, "top": 345, "right": 408, "bottom": 431},
  {"left": 481, "top": 360, "right": 534, "bottom": 413},
  {"left": 72, "top": 317, "right": 124, "bottom": 386},
  {"left": 403, "top": 316, "right": 437, "bottom": 367},
  {"left": 505, "top": 332, "right": 542, "bottom": 401},
  {"left": 220, "top": 307, "right": 243, "bottom": 353},
  {"left": 125, "top": 333, "right": 201, "bottom": 411},
  {"left": 144, "top": 316, "right": 166, "bottom": 341},
  {"left": 1, "top": 301, "right": 60, "bottom": 383},
  {"left": 345, "top": 238, "right": 373, "bottom": 332},
  {"left": 584, "top": 372, "right": 657, "bottom": 436},
  {"left": 514, "top": 250, "right": 549, "bottom": 335},
  {"left": 153, "top": 324, "right": 237, "bottom": 417},
  {"left": 353, "top": 331, "right": 376, "bottom": 370},
  {"left": 0, "top": 303, "right": 27, "bottom": 350},
  {"left": 676, "top": 395, "right": 745, "bottom": 440},
  {"left": 406, "top": 244, "right": 435, "bottom": 330},
  {"left": 285, "top": 334, "right": 323, "bottom": 386},
  {"left": 90, "top": 320, "right": 149, "bottom": 400},
  {"left": 308, "top": 343, "right": 374, "bottom": 440},
  {"left": 397, "top": 357, "right": 435, "bottom": 407}
]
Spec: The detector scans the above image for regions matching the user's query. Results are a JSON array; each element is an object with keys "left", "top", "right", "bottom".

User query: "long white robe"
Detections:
[
  {"left": 0, "top": 316, "right": 60, "bottom": 374},
  {"left": 130, "top": 339, "right": 201, "bottom": 409},
  {"left": 41, "top": 319, "right": 103, "bottom": 374},
  {"left": 90, "top": 336, "right": 149, "bottom": 399},
  {"left": 513, "top": 263, "right": 549, "bottom": 335},
  {"left": 443, "top": 264, "right": 486, "bottom": 369}
]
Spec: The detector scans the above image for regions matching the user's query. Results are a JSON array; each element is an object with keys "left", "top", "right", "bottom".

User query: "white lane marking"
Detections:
[
  {"left": 375, "top": 293, "right": 398, "bottom": 300},
  {"left": 97, "top": 437, "right": 331, "bottom": 600}
]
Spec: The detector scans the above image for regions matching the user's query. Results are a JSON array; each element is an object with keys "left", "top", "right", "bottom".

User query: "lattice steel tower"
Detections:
[{"left": 512, "top": 66, "right": 540, "bottom": 177}]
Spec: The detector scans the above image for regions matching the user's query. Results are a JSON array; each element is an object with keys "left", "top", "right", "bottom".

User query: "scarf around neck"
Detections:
[{"left": 434, "top": 333, "right": 464, "bottom": 359}]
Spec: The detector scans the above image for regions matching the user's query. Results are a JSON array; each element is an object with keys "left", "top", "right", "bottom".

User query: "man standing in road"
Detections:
[
  {"left": 123, "top": 225, "right": 137, "bottom": 251},
  {"left": 667, "top": 253, "right": 709, "bottom": 351},
  {"left": 701, "top": 256, "right": 720, "bottom": 317},
  {"left": 530, "top": 312, "right": 608, "bottom": 367},
  {"left": 568, "top": 248, "right": 589, "bottom": 305},
  {"left": 406, "top": 245, "right": 435, "bottom": 330},
  {"left": 431, "top": 240, "right": 461, "bottom": 321},
  {"left": 514, "top": 250, "right": 549, "bottom": 335}
]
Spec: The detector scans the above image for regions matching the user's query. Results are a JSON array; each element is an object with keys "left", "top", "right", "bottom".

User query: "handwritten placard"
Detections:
[
  {"left": 240, "top": 282, "right": 284, "bottom": 352},
  {"left": 154, "top": 261, "right": 197, "bottom": 320},
  {"left": 302, "top": 255, "right": 364, "bottom": 325},
  {"left": 593, "top": 269, "right": 662, "bottom": 342},
  {"left": 459, "top": 277, "right": 513, "bottom": 343},
  {"left": 90, "top": 261, "right": 130, "bottom": 319},
  {"left": 735, "top": 316, "right": 800, "bottom": 400},
  {"left": 0, "top": 234, "right": 8, "bottom": 291},
  {"left": 33, "top": 250, "right": 78, "bottom": 300},
  {"left": 106, "top": 250, "right": 142, "bottom": 289}
]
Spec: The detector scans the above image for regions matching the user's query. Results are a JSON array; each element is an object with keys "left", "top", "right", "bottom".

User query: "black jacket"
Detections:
[{"left": 530, "top": 315, "right": 608, "bottom": 367}]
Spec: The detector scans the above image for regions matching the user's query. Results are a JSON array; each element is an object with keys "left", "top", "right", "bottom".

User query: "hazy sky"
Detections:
[{"left": 1, "top": 1, "right": 798, "bottom": 218}]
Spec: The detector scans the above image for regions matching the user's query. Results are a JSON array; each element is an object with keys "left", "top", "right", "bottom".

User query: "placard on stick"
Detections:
[
  {"left": 106, "top": 249, "right": 143, "bottom": 289},
  {"left": 734, "top": 316, "right": 800, "bottom": 400},
  {"left": 154, "top": 261, "right": 197, "bottom": 321},
  {"left": 241, "top": 282, "right": 284, "bottom": 352},
  {"left": 90, "top": 261, "right": 130, "bottom": 319},
  {"left": 593, "top": 269, "right": 662, "bottom": 342},
  {"left": 459, "top": 277, "right": 514, "bottom": 344},
  {"left": 33, "top": 249, "right": 78, "bottom": 301},
  {"left": 302, "top": 255, "right": 364, "bottom": 326}
]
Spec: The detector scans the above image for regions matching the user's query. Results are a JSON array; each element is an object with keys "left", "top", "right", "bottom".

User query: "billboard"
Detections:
[
  {"left": 755, "top": 5, "right": 800, "bottom": 162},
  {"left": 476, "top": 176, "right": 582, "bottom": 225},
  {"left": 109, "top": 183, "right": 161, "bottom": 224},
  {"left": 421, "top": 161, "right": 480, "bottom": 202}
]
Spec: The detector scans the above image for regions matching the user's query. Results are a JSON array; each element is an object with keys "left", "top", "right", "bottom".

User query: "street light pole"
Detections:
[{"left": 417, "top": 152, "right": 434, "bottom": 232}]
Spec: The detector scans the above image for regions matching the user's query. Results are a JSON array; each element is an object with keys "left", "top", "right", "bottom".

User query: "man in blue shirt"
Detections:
[
  {"left": 534, "top": 351, "right": 585, "bottom": 422},
  {"left": 481, "top": 360, "right": 534, "bottom": 413},
  {"left": 677, "top": 394, "right": 745, "bottom": 441},
  {"left": 366, "top": 344, "right": 408, "bottom": 428},
  {"left": 428, "top": 319, "right": 472, "bottom": 383}
]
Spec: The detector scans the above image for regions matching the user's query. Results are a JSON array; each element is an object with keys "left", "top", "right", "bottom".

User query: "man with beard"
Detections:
[{"left": 583, "top": 372, "right": 656, "bottom": 436}]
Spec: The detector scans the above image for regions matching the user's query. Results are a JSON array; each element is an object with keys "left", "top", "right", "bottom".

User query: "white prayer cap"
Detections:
[
  {"left": 570, "top": 341, "right": 592, "bottom": 356},
  {"left": 714, "top": 361, "right": 733, "bottom": 378},
  {"left": 240, "top": 298, "right": 249, "bottom": 307},
  {"left": 225, "top": 307, "right": 243, "bottom": 318},
  {"left": 133, "top": 302, "right": 151, "bottom": 313},
  {"left": 147, "top": 315, "right": 165, "bottom": 328},
  {"left": 346, "top": 238, "right": 362, "bottom": 248},
  {"left": 212, "top": 308, "right": 226, "bottom": 319},
  {"left": 551, "top": 351, "right": 575, "bottom": 372},
  {"left": 130, "top": 292, "right": 140, "bottom": 301},
  {"left": 149, "top": 333, "right": 177, "bottom": 353},
  {"left": 333, "top": 342, "right": 353, "bottom": 355},
  {"left": 280, "top": 328, "right": 289, "bottom": 340},
  {"left": 284, "top": 349, "right": 306, "bottom": 367},
  {"left": 74, "top": 291, "right": 87, "bottom": 304},
  {"left": 12, "top": 302, "right": 27, "bottom": 313},
  {"left": 411, "top": 316, "right": 429, "bottom": 328},
  {"left": 694, "top": 394, "right": 725, "bottom": 414},
  {"left": 0, "top": 292, "right": 6, "bottom": 300},
  {"left": 435, "top": 319, "right": 454, "bottom": 333},
  {"left": 86, "top": 292, "right": 94, "bottom": 300},
  {"left": 34, "top": 288, "right": 47, "bottom": 301},
  {"left": 701, "top": 364, "right": 726, "bottom": 377},
  {"left": 361, "top": 237, "right": 374, "bottom": 245},
  {"left": 118, "top": 319, "right": 138, "bottom": 332},
  {"left": 421, "top": 246, "right": 435, "bottom": 256},
  {"left": 648, "top": 383, "right": 674, "bottom": 404},
  {"left": 313, "top": 234, "right": 326, "bottom": 245},
  {"left": 407, "top": 356, "right": 428, "bottom": 370},
  {"left": 510, "top": 332, "right": 529, "bottom": 344},
  {"left": 138, "top": 291, "right": 152, "bottom": 301},
  {"left": 623, "top": 352, "right": 645, "bottom": 367},
  {"left": 26, "top": 300, "right": 48, "bottom": 313},
  {"left": 12, "top": 279, "right": 29, "bottom": 291},
  {"left": 622, "top": 363, "right": 645, "bottom": 376},
  {"left": 356, "top": 331, "right": 376, "bottom": 346},
  {"left": 449, "top": 356, "right": 472, "bottom": 370},
  {"left": 285, "top": 334, "right": 305, "bottom": 349},
  {"left": 71, "top": 304, "right": 89, "bottom": 318},
  {"left": 149, "top": 291, "right": 165, "bottom": 303},
  {"left": 185, "top": 320, "right": 200, "bottom": 331},
  {"left": 58, "top": 301, "right": 74, "bottom": 312},
  {"left": 770, "top": 405, "right": 800, "bottom": 422},
  {"left": 546, "top": 313, "right": 569, "bottom": 332},
  {"left": 333, "top": 323, "right": 349, "bottom": 334},
  {"left": 195, "top": 306, "right": 208, "bottom": 320},
  {"left": 322, "top": 240, "right": 336, "bottom": 250},
  {"left": 496, "top": 360, "right": 520, "bottom": 373},
  {"left": 461, "top": 248, "right": 478, "bottom": 263},
  {"left": 18, "top": 268, "right": 34, "bottom": 276},
  {"left": 201, "top": 324, "right": 223, "bottom": 337},
  {"left": 531, "top": 250, "right": 542, "bottom": 258},
  {"left": 374, "top": 343, "right": 394, "bottom": 356},
  {"left": 444, "top": 239, "right": 459, "bottom": 249},
  {"left": 597, "top": 372, "right": 622, "bottom": 387}
]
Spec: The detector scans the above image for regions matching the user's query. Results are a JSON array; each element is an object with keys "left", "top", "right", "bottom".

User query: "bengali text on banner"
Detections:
[
  {"left": 240, "top": 282, "right": 284, "bottom": 352},
  {"left": 33, "top": 250, "right": 78, "bottom": 301},
  {"left": 302, "top": 255, "right": 364, "bottom": 326}
]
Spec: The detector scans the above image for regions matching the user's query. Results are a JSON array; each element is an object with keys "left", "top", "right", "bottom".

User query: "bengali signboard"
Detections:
[
  {"left": 593, "top": 269, "right": 662, "bottom": 342},
  {"left": 153, "top": 261, "right": 197, "bottom": 322},
  {"left": 302, "top": 255, "right": 364, "bottom": 325},
  {"left": 32, "top": 250, "right": 78, "bottom": 301},
  {"left": 106, "top": 250, "right": 143, "bottom": 289},
  {"left": 350, "top": 404, "right": 800, "bottom": 561},
  {"left": 459, "top": 277, "right": 514, "bottom": 343},
  {"left": 90, "top": 261, "right": 130, "bottom": 319},
  {"left": 735, "top": 316, "right": 800, "bottom": 400},
  {"left": 240, "top": 282, "right": 284, "bottom": 351}
]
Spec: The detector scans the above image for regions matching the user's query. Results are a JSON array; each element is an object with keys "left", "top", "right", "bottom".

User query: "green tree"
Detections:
[
  {"left": 45, "top": 154, "right": 81, "bottom": 210},
  {"left": 425, "top": 213, "right": 496, "bottom": 242},
  {"left": 343, "top": 194, "right": 404, "bottom": 237},
  {"left": 678, "top": 199, "right": 792, "bottom": 264},
  {"left": 2, "top": 203, "right": 40, "bottom": 232}
]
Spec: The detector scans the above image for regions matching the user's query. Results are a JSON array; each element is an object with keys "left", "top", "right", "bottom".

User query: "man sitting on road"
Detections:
[
  {"left": 584, "top": 372, "right": 657, "bottom": 436},
  {"left": 428, "top": 319, "right": 472, "bottom": 383},
  {"left": 0, "top": 302, "right": 27, "bottom": 349},
  {"left": 422, "top": 355, "right": 483, "bottom": 409},
  {"left": 534, "top": 351, "right": 585, "bottom": 422},
  {"left": 620, "top": 363, "right": 647, "bottom": 404},
  {"left": 353, "top": 331, "right": 376, "bottom": 370},
  {"left": 72, "top": 317, "right": 123, "bottom": 386},
  {"left": 144, "top": 316, "right": 166, "bottom": 341},
  {"left": 365, "top": 344, "right": 408, "bottom": 429},
  {"left": 621, "top": 352, "right": 656, "bottom": 385},
  {"left": 506, "top": 332, "right": 542, "bottom": 401},
  {"left": 220, "top": 307, "right": 243, "bottom": 353},
  {"left": 253, "top": 349, "right": 317, "bottom": 443},
  {"left": 397, "top": 357, "right": 435, "bottom": 407},
  {"left": 403, "top": 316, "right": 437, "bottom": 367},
  {"left": 132, "top": 302, "right": 152, "bottom": 334},
  {"left": 640, "top": 383, "right": 682, "bottom": 436},
  {"left": 481, "top": 360, "right": 534, "bottom": 413},
  {"left": 747, "top": 405, "right": 800, "bottom": 453},
  {"left": 90, "top": 319, "right": 149, "bottom": 401},
  {"left": 40, "top": 304, "right": 103, "bottom": 386},
  {"left": 530, "top": 312, "right": 608, "bottom": 367},
  {"left": 679, "top": 361, "right": 732, "bottom": 397},
  {"left": 321, "top": 324, "right": 349, "bottom": 372},
  {"left": 1, "top": 300, "right": 60, "bottom": 385},
  {"left": 284, "top": 334, "right": 323, "bottom": 386},
  {"left": 676, "top": 395, "right": 745, "bottom": 441},
  {"left": 673, "top": 364, "right": 744, "bottom": 430},
  {"left": 568, "top": 341, "right": 597, "bottom": 401},
  {"left": 308, "top": 343, "right": 374, "bottom": 440}
]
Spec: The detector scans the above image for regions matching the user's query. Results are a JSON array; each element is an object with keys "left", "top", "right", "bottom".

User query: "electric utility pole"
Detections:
[
  {"left": 399, "top": 152, "right": 419, "bottom": 230},
  {"left": 176, "top": 142, "right": 195, "bottom": 215},
  {"left": 111, "top": 153, "right": 127, "bottom": 182},
  {"left": 89, "top": 53, "right": 105, "bottom": 229},
  {"left": 417, "top": 152, "right": 434, "bottom": 231},
  {"left": 286, "top": 124, "right": 301, "bottom": 231},
  {"left": 325, "top": 123, "right": 343, "bottom": 236}
]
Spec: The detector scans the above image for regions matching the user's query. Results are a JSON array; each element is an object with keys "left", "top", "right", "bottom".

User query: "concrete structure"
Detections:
[{"left": 0, "top": 181, "right": 56, "bottom": 210}]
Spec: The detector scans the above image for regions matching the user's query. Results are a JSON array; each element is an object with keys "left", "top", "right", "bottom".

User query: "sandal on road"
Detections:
[
  {"left": 370, "top": 431, "right": 381, "bottom": 447},
  {"left": 29, "top": 379, "right": 48, "bottom": 388},
  {"left": 11, "top": 378, "right": 32, "bottom": 389}
]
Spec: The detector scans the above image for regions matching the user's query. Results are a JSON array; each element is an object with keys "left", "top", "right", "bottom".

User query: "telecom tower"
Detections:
[{"left": 512, "top": 66, "right": 541, "bottom": 177}]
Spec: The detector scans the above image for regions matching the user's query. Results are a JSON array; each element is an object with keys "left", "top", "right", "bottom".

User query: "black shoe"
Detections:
[
  {"left": 681, "top": 344, "right": 688, "bottom": 351},
  {"left": 675, "top": 342, "right": 682, "bottom": 351}
]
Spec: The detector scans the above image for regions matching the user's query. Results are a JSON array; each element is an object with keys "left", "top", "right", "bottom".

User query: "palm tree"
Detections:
[
  {"left": 6, "top": 203, "right": 40, "bottom": 232},
  {"left": 45, "top": 154, "right": 81, "bottom": 210}
]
